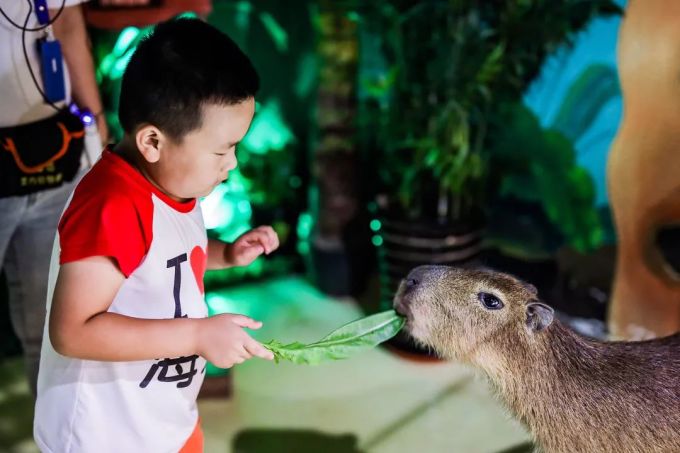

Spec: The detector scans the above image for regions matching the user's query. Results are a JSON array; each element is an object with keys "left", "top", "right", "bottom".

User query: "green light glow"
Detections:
[
  {"left": 296, "top": 212, "right": 313, "bottom": 258},
  {"left": 201, "top": 170, "right": 254, "bottom": 244},
  {"left": 296, "top": 242, "right": 310, "bottom": 256},
  {"left": 110, "top": 47, "right": 136, "bottom": 80},
  {"left": 372, "top": 235, "right": 384, "bottom": 247},
  {"left": 297, "top": 212, "right": 313, "bottom": 240},
  {"left": 222, "top": 224, "right": 252, "bottom": 243},
  {"left": 97, "top": 54, "right": 115, "bottom": 82},
  {"left": 205, "top": 293, "right": 243, "bottom": 317},
  {"left": 259, "top": 12, "right": 288, "bottom": 52},
  {"left": 201, "top": 183, "right": 234, "bottom": 230},
  {"left": 112, "top": 27, "right": 140, "bottom": 57},
  {"left": 295, "top": 53, "right": 317, "bottom": 98},
  {"left": 242, "top": 100, "right": 295, "bottom": 154},
  {"left": 176, "top": 11, "right": 198, "bottom": 20},
  {"left": 226, "top": 170, "right": 252, "bottom": 192},
  {"left": 237, "top": 200, "right": 251, "bottom": 215},
  {"left": 235, "top": 1, "right": 252, "bottom": 31},
  {"left": 370, "top": 219, "right": 382, "bottom": 232}
]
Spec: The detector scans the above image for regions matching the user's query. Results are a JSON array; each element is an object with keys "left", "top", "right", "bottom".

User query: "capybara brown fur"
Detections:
[{"left": 394, "top": 265, "right": 680, "bottom": 453}]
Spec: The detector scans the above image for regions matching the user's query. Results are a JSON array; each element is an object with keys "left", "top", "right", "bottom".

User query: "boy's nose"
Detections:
[{"left": 220, "top": 164, "right": 235, "bottom": 178}]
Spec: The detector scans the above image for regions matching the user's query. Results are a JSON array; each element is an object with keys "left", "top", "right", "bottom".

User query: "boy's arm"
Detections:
[
  {"left": 50, "top": 256, "right": 273, "bottom": 363},
  {"left": 206, "top": 226, "right": 279, "bottom": 270},
  {"left": 206, "top": 239, "right": 236, "bottom": 270}
]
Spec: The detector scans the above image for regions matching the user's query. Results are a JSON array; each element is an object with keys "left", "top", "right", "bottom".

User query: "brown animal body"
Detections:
[{"left": 394, "top": 266, "right": 680, "bottom": 453}]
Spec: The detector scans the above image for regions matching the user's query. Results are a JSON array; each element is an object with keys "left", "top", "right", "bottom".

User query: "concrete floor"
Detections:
[{"left": 0, "top": 276, "right": 531, "bottom": 453}]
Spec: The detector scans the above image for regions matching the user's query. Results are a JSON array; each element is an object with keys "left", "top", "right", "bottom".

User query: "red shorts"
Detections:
[{"left": 179, "top": 418, "right": 203, "bottom": 453}]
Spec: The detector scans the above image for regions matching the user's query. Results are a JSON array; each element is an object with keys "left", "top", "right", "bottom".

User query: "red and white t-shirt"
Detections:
[{"left": 34, "top": 150, "right": 208, "bottom": 453}]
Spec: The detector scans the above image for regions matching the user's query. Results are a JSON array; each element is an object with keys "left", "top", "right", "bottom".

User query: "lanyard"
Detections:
[
  {"left": 33, "top": 0, "right": 50, "bottom": 25},
  {"left": 0, "top": 0, "right": 69, "bottom": 106}
]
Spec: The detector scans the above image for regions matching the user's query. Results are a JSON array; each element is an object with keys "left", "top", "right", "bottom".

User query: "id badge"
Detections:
[{"left": 38, "top": 39, "right": 66, "bottom": 103}]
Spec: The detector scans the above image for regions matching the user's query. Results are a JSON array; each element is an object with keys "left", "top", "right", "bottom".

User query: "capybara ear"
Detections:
[
  {"left": 523, "top": 283, "right": 538, "bottom": 296},
  {"left": 526, "top": 302, "right": 554, "bottom": 332}
]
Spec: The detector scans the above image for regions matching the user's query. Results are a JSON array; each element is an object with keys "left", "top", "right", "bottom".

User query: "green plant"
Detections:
[
  {"left": 360, "top": 0, "right": 621, "bottom": 223},
  {"left": 264, "top": 310, "right": 404, "bottom": 364},
  {"left": 486, "top": 102, "right": 604, "bottom": 255},
  {"left": 483, "top": 64, "right": 621, "bottom": 256}
]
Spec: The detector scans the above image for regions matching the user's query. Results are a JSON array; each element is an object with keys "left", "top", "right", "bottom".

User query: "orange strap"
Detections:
[
  {"left": 1, "top": 122, "right": 84, "bottom": 174},
  {"left": 178, "top": 418, "right": 204, "bottom": 453}
]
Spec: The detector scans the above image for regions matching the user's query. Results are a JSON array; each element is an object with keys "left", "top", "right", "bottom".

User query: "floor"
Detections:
[{"left": 0, "top": 276, "right": 531, "bottom": 453}]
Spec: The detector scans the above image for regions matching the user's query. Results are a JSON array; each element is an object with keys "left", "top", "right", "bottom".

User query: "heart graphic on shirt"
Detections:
[{"left": 190, "top": 246, "right": 207, "bottom": 295}]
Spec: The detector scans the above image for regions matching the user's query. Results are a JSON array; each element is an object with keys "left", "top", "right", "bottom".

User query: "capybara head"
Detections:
[{"left": 394, "top": 266, "right": 555, "bottom": 362}]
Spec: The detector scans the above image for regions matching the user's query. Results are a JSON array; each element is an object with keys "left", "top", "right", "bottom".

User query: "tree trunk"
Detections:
[{"left": 310, "top": 2, "right": 361, "bottom": 295}]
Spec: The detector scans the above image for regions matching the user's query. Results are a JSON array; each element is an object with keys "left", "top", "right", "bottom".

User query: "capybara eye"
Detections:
[{"left": 478, "top": 292, "right": 504, "bottom": 310}]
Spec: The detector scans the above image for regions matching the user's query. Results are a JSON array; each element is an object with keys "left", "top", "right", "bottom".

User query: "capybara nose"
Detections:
[
  {"left": 394, "top": 279, "right": 412, "bottom": 316},
  {"left": 394, "top": 276, "right": 419, "bottom": 316},
  {"left": 394, "top": 296, "right": 409, "bottom": 317}
]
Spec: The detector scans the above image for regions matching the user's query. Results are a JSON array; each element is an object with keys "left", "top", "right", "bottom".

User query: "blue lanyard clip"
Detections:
[{"left": 33, "top": 0, "right": 50, "bottom": 26}]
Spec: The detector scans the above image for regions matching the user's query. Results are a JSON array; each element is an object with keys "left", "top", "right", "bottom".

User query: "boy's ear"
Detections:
[{"left": 135, "top": 125, "right": 164, "bottom": 163}]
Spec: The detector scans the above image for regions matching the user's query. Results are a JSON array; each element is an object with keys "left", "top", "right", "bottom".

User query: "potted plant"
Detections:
[{"left": 357, "top": 0, "right": 620, "bottom": 354}]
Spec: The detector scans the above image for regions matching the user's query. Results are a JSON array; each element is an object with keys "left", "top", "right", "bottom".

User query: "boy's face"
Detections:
[{"left": 152, "top": 99, "right": 255, "bottom": 201}]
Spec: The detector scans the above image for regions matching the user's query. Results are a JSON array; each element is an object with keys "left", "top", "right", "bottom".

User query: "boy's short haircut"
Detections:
[{"left": 119, "top": 18, "right": 260, "bottom": 142}]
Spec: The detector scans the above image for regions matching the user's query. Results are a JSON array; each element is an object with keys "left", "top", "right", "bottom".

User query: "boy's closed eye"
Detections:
[{"left": 215, "top": 141, "right": 239, "bottom": 157}]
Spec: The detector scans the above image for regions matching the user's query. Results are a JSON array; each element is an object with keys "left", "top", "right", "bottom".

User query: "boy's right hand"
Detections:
[{"left": 196, "top": 314, "right": 274, "bottom": 368}]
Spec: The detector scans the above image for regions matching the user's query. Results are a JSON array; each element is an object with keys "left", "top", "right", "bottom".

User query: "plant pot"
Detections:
[{"left": 377, "top": 215, "right": 484, "bottom": 359}]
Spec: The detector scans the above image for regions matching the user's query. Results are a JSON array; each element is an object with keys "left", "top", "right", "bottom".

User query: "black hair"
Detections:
[{"left": 119, "top": 18, "right": 259, "bottom": 141}]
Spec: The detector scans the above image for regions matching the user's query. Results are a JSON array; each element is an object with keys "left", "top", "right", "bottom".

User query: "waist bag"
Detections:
[{"left": 0, "top": 108, "right": 84, "bottom": 198}]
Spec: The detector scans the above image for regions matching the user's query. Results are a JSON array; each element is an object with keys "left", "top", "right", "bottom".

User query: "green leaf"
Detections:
[
  {"left": 550, "top": 64, "right": 620, "bottom": 143},
  {"left": 475, "top": 44, "right": 504, "bottom": 87},
  {"left": 263, "top": 310, "right": 405, "bottom": 365}
]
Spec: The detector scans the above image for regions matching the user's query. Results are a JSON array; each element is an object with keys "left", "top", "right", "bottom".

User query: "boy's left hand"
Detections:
[{"left": 226, "top": 226, "right": 280, "bottom": 267}]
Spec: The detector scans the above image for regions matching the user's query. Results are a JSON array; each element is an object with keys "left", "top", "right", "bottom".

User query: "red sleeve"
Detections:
[{"left": 58, "top": 187, "right": 153, "bottom": 277}]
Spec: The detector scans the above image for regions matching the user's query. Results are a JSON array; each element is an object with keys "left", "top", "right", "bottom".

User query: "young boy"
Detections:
[{"left": 33, "top": 18, "right": 277, "bottom": 453}]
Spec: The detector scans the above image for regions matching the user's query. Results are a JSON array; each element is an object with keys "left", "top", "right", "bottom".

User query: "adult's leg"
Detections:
[
  {"left": 0, "top": 196, "right": 27, "bottom": 361},
  {"left": 5, "top": 178, "right": 78, "bottom": 396}
]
